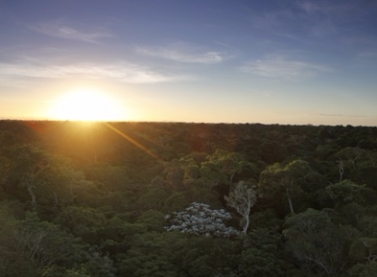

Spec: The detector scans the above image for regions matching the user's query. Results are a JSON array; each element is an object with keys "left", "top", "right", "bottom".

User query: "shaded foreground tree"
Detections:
[
  {"left": 283, "top": 209, "right": 354, "bottom": 276},
  {"left": 239, "top": 228, "right": 293, "bottom": 277}
]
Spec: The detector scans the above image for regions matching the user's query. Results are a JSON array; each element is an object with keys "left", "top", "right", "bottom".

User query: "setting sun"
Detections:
[{"left": 49, "top": 88, "right": 127, "bottom": 121}]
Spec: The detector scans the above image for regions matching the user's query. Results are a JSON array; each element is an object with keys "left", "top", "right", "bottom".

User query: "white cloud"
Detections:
[
  {"left": 0, "top": 61, "right": 188, "bottom": 83},
  {"left": 241, "top": 54, "right": 333, "bottom": 80},
  {"left": 136, "top": 43, "right": 226, "bottom": 64},
  {"left": 32, "top": 23, "right": 113, "bottom": 43}
]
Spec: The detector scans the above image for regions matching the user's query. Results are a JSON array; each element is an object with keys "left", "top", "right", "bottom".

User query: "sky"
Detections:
[{"left": 1, "top": 0, "right": 377, "bottom": 126}]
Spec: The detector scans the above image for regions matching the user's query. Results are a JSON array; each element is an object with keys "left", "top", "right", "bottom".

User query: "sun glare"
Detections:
[{"left": 50, "top": 88, "right": 126, "bottom": 121}]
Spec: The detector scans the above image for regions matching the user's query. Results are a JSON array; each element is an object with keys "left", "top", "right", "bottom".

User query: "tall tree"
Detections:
[
  {"left": 225, "top": 181, "right": 257, "bottom": 234},
  {"left": 259, "top": 160, "right": 313, "bottom": 215},
  {"left": 201, "top": 149, "right": 251, "bottom": 187},
  {"left": 2, "top": 144, "right": 50, "bottom": 210}
]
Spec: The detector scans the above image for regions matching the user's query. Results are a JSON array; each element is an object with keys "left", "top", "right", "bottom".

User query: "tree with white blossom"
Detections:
[{"left": 164, "top": 202, "right": 239, "bottom": 237}]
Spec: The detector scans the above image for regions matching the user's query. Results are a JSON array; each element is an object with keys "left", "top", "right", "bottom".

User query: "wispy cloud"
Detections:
[
  {"left": 296, "top": 1, "right": 366, "bottom": 38},
  {"left": 316, "top": 113, "right": 369, "bottom": 118},
  {"left": 249, "top": 1, "right": 362, "bottom": 40},
  {"left": 0, "top": 61, "right": 189, "bottom": 83},
  {"left": 249, "top": 8, "right": 334, "bottom": 40},
  {"left": 241, "top": 54, "right": 333, "bottom": 79},
  {"left": 32, "top": 23, "right": 113, "bottom": 43},
  {"left": 264, "top": 92, "right": 273, "bottom": 98},
  {"left": 357, "top": 49, "right": 377, "bottom": 59},
  {"left": 136, "top": 43, "right": 227, "bottom": 64},
  {"left": 298, "top": 1, "right": 353, "bottom": 15},
  {"left": 250, "top": 10, "right": 294, "bottom": 30}
]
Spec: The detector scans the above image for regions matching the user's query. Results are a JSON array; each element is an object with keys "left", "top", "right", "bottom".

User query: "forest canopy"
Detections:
[{"left": 0, "top": 120, "right": 377, "bottom": 277}]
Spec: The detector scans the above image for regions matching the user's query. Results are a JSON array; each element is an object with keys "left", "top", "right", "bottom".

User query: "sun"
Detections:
[{"left": 49, "top": 88, "right": 126, "bottom": 121}]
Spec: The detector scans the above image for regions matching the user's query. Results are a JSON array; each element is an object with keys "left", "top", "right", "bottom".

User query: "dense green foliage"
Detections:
[{"left": 0, "top": 120, "right": 377, "bottom": 276}]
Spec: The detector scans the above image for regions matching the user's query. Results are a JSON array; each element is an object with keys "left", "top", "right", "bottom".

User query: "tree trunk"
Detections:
[
  {"left": 286, "top": 187, "right": 295, "bottom": 214},
  {"left": 337, "top": 160, "right": 344, "bottom": 182},
  {"left": 242, "top": 212, "right": 250, "bottom": 234},
  {"left": 27, "top": 181, "right": 37, "bottom": 211},
  {"left": 229, "top": 171, "right": 235, "bottom": 187}
]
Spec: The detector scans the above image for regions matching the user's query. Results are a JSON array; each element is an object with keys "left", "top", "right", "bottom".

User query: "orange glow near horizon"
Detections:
[{"left": 48, "top": 88, "right": 128, "bottom": 121}]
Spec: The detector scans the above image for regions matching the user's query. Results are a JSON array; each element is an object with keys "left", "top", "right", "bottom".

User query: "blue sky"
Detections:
[{"left": 1, "top": 0, "right": 377, "bottom": 125}]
